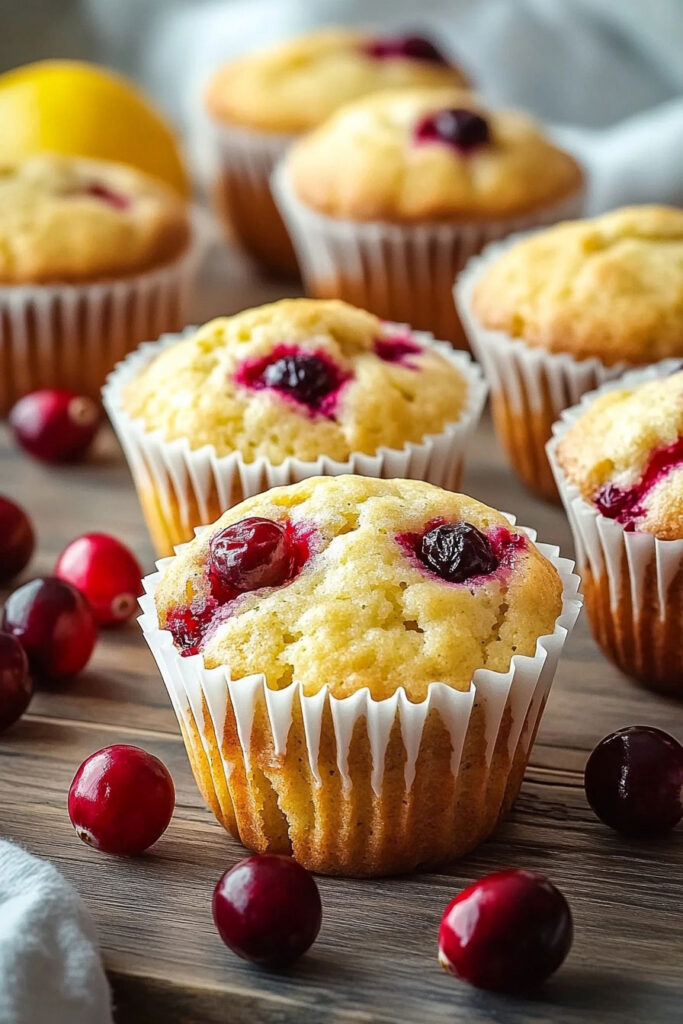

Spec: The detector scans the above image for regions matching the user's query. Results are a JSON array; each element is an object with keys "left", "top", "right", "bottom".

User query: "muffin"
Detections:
[
  {"left": 548, "top": 363, "right": 682, "bottom": 695},
  {"left": 273, "top": 87, "right": 583, "bottom": 345},
  {"left": 104, "top": 298, "right": 486, "bottom": 555},
  {"left": 204, "top": 28, "right": 468, "bottom": 274},
  {"left": 457, "top": 205, "right": 683, "bottom": 501},
  {"left": 0, "top": 153, "right": 196, "bottom": 413},
  {"left": 139, "top": 475, "right": 581, "bottom": 875}
]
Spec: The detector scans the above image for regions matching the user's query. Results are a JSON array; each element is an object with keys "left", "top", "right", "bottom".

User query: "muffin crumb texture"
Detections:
[
  {"left": 472, "top": 205, "right": 683, "bottom": 364},
  {"left": 556, "top": 371, "right": 683, "bottom": 539},
  {"left": 123, "top": 298, "right": 468, "bottom": 463},
  {"left": 155, "top": 476, "right": 563, "bottom": 701},
  {"left": 0, "top": 154, "right": 190, "bottom": 284}
]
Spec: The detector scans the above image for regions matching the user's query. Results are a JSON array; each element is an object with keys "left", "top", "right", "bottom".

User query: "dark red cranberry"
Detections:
[
  {"left": 213, "top": 854, "right": 322, "bottom": 967},
  {"left": 86, "top": 183, "right": 130, "bottom": 210},
  {"left": 415, "top": 108, "right": 491, "bottom": 151},
  {"left": 439, "top": 869, "right": 573, "bottom": 993},
  {"left": 585, "top": 727, "right": 683, "bottom": 837},
  {"left": 2, "top": 577, "right": 97, "bottom": 679},
  {"left": 68, "top": 744, "right": 175, "bottom": 855},
  {"left": 164, "top": 598, "right": 218, "bottom": 657},
  {"left": 0, "top": 632, "right": 33, "bottom": 733},
  {"left": 374, "top": 336, "right": 421, "bottom": 366},
  {"left": 594, "top": 438, "right": 683, "bottom": 527},
  {"left": 262, "top": 354, "right": 338, "bottom": 408},
  {"left": 0, "top": 495, "right": 35, "bottom": 583},
  {"left": 55, "top": 533, "right": 143, "bottom": 626},
  {"left": 418, "top": 522, "right": 498, "bottom": 583},
  {"left": 594, "top": 482, "right": 635, "bottom": 519},
  {"left": 10, "top": 389, "right": 100, "bottom": 463},
  {"left": 364, "top": 33, "right": 448, "bottom": 64},
  {"left": 209, "top": 517, "right": 296, "bottom": 597}
]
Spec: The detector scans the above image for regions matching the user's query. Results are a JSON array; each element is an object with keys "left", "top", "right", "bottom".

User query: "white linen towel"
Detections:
[{"left": 0, "top": 841, "right": 112, "bottom": 1024}]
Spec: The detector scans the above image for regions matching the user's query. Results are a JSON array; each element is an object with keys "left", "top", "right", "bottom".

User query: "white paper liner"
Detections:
[
  {"left": 272, "top": 162, "right": 585, "bottom": 343},
  {"left": 103, "top": 327, "right": 488, "bottom": 553},
  {"left": 547, "top": 359, "right": 683, "bottom": 621},
  {"left": 209, "top": 118, "right": 293, "bottom": 188},
  {"left": 0, "top": 232, "right": 201, "bottom": 412},
  {"left": 139, "top": 513, "right": 581, "bottom": 807}
]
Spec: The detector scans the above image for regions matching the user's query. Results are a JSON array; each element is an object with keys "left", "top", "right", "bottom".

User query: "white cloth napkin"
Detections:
[{"left": 0, "top": 841, "right": 112, "bottom": 1024}]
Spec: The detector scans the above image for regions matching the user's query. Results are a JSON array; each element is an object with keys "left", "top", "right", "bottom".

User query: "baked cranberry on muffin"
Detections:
[
  {"left": 147, "top": 475, "right": 570, "bottom": 875},
  {"left": 204, "top": 27, "right": 468, "bottom": 274},
  {"left": 276, "top": 87, "right": 583, "bottom": 345},
  {"left": 552, "top": 368, "right": 682, "bottom": 695}
]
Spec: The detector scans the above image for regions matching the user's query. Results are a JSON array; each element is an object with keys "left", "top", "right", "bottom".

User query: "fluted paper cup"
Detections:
[
  {"left": 0, "top": 238, "right": 201, "bottom": 416},
  {"left": 103, "top": 328, "right": 487, "bottom": 557},
  {"left": 455, "top": 235, "right": 630, "bottom": 502},
  {"left": 273, "top": 162, "right": 585, "bottom": 350},
  {"left": 547, "top": 360, "right": 682, "bottom": 695},
  {"left": 207, "top": 117, "right": 298, "bottom": 275},
  {"left": 139, "top": 518, "right": 581, "bottom": 876}
]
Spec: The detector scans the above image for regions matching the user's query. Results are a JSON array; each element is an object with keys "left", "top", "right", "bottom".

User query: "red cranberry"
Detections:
[
  {"left": 0, "top": 495, "right": 35, "bottom": 583},
  {"left": 439, "top": 869, "right": 573, "bottom": 993},
  {"left": 419, "top": 522, "right": 498, "bottom": 583},
  {"left": 164, "top": 598, "right": 218, "bottom": 657},
  {"left": 2, "top": 577, "right": 97, "bottom": 679},
  {"left": 68, "top": 744, "right": 175, "bottom": 855},
  {"left": 209, "top": 517, "right": 295, "bottom": 596},
  {"left": 364, "top": 33, "right": 448, "bottom": 64},
  {"left": 10, "top": 389, "right": 100, "bottom": 463},
  {"left": 86, "top": 183, "right": 130, "bottom": 210},
  {"left": 262, "top": 353, "right": 338, "bottom": 408},
  {"left": 374, "top": 336, "right": 421, "bottom": 366},
  {"left": 415, "top": 108, "right": 491, "bottom": 151},
  {"left": 212, "top": 854, "right": 322, "bottom": 967},
  {"left": 585, "top": 726, "right": 683, "bottom": 837},
  {"left": 55, "top": 533, "right": 143, "bottom": 626},
  {"left": 0, "top": 632, "right": 33, "bottom": 733}
]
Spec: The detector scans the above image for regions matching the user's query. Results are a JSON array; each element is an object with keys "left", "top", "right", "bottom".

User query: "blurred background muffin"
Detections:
[
  {"left": 204, "top": 27, "right": 468, "bottom": 275},
  {"left": 275, "top": 87, "right": 583, "bottom": 347},
  {"left": 457, "top": 205, "right": 683, "bottom": 501}
]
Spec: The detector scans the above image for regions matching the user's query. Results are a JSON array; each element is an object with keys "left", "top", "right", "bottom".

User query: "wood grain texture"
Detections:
[{"left": 0, "top": 241, "right": 681, "bottom": 1024}]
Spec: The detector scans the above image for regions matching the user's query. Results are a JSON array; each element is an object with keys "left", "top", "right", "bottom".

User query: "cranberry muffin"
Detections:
[
  {"left": 205, "top": 27, "right": 468, "bottom": 274},
  {"left": 141, "top": 475, "right": 579, "bottom": 875},
  {"left": 275, "top": 87, "right": 583, "bottom": 345},
  {"left": 459, "top": 205, "right": 683, "bottom": 500},
  {"left": 106, "top": 298, "right": 486, "bottom": 555},
  {"left": 0, "top": 153, "right": 194, "bottom": 411},
  {"left": 549, "top": 365, "right": 682, "bottom": 694}
]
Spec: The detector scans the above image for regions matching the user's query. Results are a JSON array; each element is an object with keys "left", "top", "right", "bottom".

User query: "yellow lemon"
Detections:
[{"left": 0, "top": 60, "right": 190, "bottom": 196}]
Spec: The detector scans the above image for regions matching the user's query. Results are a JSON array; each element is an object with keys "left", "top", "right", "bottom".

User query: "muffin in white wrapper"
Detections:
[
  {"left": 103, "top": 324, "right": 487, "bottom": 557},
  {"left": 207, "top": 119, "right": 298, "bottom": 276},
  {"left": 455, "top": 234, "right": 628, "bottom": 503},
  {"left": 547, "top": 360, "right": 683, "bottom": 696},
  {"left": 139, "top": 500, "right": 581, "bottom": 877},
  {"left": 273, "top": 162, "right": 585, "bottom": 351}
]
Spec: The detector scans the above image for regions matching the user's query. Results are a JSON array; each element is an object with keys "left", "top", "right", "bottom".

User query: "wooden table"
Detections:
[{"left": 1, "top": 241, "right": 681, "bottom": 1024}]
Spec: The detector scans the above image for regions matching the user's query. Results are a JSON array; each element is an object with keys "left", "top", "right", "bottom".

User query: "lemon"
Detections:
[{"left": 0, "top": 60, "right": 190, "bottom": 196}]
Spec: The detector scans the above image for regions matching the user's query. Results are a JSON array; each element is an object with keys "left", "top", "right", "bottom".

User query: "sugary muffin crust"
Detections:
[
  {"left": 205, "top": 28, "right": 468, "bottom": 135},
  {"left": 154, "top": 475, "right": 563, "bottom": 702},
  {"left": 556, "top": 371, "right": 683, "bottom": 539},
  {"left": 472, "top": 205, "right": 683, "bottom": 365},
  {"left": 0, "top": 154, "right": 190, "bottom": 284},
  {"left": 285, "top": 87, "right": 582, "bottom": 222},
  {"left": 123, "top": 298, "right": 469, "bottom": 463}
]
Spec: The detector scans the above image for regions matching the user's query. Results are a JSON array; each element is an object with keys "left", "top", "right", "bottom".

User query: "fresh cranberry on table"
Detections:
[
  {"left": 439, "top": 869, "right": 573, "bottom": 993},
  {"left": 209, "top": 517, "right": 297, "bottom": 596},
  {"left": 9, "top": 389, "right": 100, "bottom": 463},
  {"left": 212, "top": 854, "right": 322, "bottom": 967},
  {"left": 584, "top": 726, "right": 683, "bottom": 837},
  {"left": 363, "top": 33, "right": 448, "bottom": 64},
  {"left": 0, "top": 495, "right": 35, "bottom": 583},
  {"left": 0, "top": 632, "right": 33, "bottom": 733},
  {"left": 68, "top": 744, "right": 175, "bottom": 855},
  {"left": 55, "top": 533, "right": 143, "bottom": 626},
  {"left": 2, "top": 577, "right": 97, "bottom": 679},
  {"left": 415, "top": 108, "right": 491, "bottom": 151},
  {"left": 418, "top": 522, "right": 498, "bottom": 583}
]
